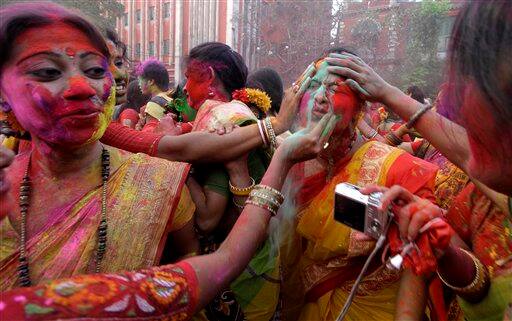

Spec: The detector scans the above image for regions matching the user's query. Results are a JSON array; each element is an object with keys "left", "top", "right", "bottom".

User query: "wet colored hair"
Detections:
[
  {"left": 0, "top": 1, "right": 110, "bottom": 71},
  {"left": 247, "top": 68, "right": 284, "bottom": 114},
  {"left": 406, "top": 85, "right": 426, "bottom": 104},
  {"left": 187, "top": 42, "right": 248, "bottom": 97},
  {"left": 105, "top": 28, "right": 128, "bottom": 60},
  {"left": 442, "top": 1, "right": 512, "bottom": 130},
  {"left": 137, "top": 58, "right": 170, "bottom": 91}
]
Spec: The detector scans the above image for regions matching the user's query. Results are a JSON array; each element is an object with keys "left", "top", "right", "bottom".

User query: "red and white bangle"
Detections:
[{"left": 257, "top": 120, "right": 269, "bottom": 148}]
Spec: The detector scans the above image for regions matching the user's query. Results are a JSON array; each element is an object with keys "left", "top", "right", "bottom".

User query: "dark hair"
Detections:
[
  {"left": 187, "top": 42, "right": 248, "bottom": 97},
  {"left": 247, "top": 68, "right": 284, "bottom": 114},
  {"left": 123, "top": 80, "right": 150, "bottom": 113},
  {"left": 406, "top": 85, "right": 426, "bottom": 104},
  {"left": 443, "top": 1, "right": 512, "bottom": 130},
  {"left": 105, "top": 28, "right": 127, "bottom": 59},
  {"left": 0, "top": 1, "right": 110, "bottom": 71},
  {"left": 138, "top": 59, "right": 170, "bottom": 91},
  {"left": 322, "top": 46, "right": 359, "bottom": 57}
]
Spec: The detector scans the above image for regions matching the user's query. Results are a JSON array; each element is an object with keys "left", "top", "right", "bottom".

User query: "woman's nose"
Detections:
[
  {"left": 63, "top": 76, "right": 96, "bottom": 100},
  {"left": 314, "top": 86, "right": 328, "bottom": 105}
]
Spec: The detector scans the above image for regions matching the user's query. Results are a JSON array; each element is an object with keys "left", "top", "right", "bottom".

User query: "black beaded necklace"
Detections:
[{"left": 17, "top": 148, "right": 110, "bottom": 287}]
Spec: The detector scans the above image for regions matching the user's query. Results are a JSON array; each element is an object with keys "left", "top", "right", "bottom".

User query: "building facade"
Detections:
[{"left": 115, "top": 0, "right": 243, "bottom": 83}]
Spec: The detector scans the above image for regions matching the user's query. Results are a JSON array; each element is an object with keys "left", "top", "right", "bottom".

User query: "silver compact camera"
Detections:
[{"left": 334, "top": 183, "right": 390, "bottom": 240}]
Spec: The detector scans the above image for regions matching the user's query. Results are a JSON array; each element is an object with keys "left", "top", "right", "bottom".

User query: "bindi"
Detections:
[{"left": 65, "top": 47, "right": 76, "bottom": 59}]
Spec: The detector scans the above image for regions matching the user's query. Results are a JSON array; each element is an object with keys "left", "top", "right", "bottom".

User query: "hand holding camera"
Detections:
[{"left": 334, "top": 183, "right": 454, "bottom": 275}]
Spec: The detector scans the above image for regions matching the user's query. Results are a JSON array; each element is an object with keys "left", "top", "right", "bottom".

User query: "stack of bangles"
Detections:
[
  {"left": 437, "top": 248, "right": 490, "bottom": 298},
  {"left": 364, "top": 129, "right": 379, "bottom": 141},
  {"left": 245, "top": 185, "right": 284, "bottom": 217},
  {"left": 385, "top": 103, "right": 432, "bottom": 147},
  {"left": 229, "top": 178, "right": 256, "bottom": 209},
  {"left": 257, "top": 117, "right": 278, "bottom": 152}
]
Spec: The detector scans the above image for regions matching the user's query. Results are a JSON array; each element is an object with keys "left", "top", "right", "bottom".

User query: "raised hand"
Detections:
[
  {"left": 273, "top": 64, "right": 315, "bottom": 134},
  {"left": 325, "top": 53, "right": 394, "bottom": 103},
  {"left": 278, "top": 113, "right": 338, "bottom": 164}
]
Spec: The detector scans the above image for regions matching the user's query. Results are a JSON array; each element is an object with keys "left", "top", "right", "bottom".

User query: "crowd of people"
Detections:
[{"left": 0, "top": 1, "right": 510, "bottom": 321}]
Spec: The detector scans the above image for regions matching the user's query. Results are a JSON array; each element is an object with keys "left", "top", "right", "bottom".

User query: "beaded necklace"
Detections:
[{"left": 17, "top": 148, "right": 110, "bottom": 287}]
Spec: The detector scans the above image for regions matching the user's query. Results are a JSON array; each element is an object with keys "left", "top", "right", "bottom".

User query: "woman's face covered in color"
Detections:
[
  {"left": 107, "top": 40, "right": 129, "bottom": 105},
  {"left": 0, "top": 22, "right": 115, "bottom": 148},
  {"left": 298, "top": 60, "right": 360, "bottom": 134}
]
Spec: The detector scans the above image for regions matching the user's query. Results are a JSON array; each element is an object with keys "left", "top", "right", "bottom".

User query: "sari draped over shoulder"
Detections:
[
  {"left": 0, "top": 149, "right": 190, "bottom": 290},
  {"left": 446, "top": 183, "right": 512, "bottom": 321},
  {"left": 190, "top": 100, "right": 279, "bottom": 321},
  {"left": 192, "top": 99, "right": 258, "bottom": 130},
  {"left": 282, "top": 141, "right": 438, "bottom": 321}
]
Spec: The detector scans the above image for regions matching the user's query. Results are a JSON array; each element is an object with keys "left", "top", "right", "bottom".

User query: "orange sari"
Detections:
[
  {"left": 282, "top": 141, "right": 438, "bottom": 321},
  {"left": 0, "top": 148, "right": 192, "bottom": 290}
]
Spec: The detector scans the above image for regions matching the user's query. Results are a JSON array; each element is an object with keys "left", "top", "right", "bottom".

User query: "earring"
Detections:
[
  {"left": 208, "top": 87, "right": 215, "bottom": 97},
  {"left": 0, "top": 98, "right": 11, "bottom": 113}
]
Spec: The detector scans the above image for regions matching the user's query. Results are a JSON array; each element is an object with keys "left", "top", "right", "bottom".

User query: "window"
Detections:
[
  {"left": 163, "top": 2, "right": 170, "bottom": 18},
  {"left": 136, "top": 10, "right": 141, "bottom": 23},
  {"left": 437, "top": 16, "right": 455, "bottom": 58},
  {"left": 135, "top": 43, "right": 141, "bottom": 58},
  {"left": 149, "top": 6, "right": 155, "bottom": 21},
  {"left": 148, "top": 42, "right": 155, "bottom": 57},
  {"left": 123, "top": 13, "right": 128, "bottom": 26},
  {"left": 162, "top": 39, "right": 170, "bottom": 56}
]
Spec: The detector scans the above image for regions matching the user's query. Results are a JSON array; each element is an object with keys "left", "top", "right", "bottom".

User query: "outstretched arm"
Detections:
[
  {"left": 0, "top": 114, "right": 336, "bottom": 321},
  {"left": 326, "top": 53, "right": 472, "bottom": 173},
  {"left": 102, "top": 79, "right": 313, "bottom": 163}
]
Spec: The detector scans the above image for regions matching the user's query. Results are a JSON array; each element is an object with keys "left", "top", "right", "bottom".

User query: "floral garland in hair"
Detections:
[{"left": 232, "top": 88, "right": 272, "bottom": 113}]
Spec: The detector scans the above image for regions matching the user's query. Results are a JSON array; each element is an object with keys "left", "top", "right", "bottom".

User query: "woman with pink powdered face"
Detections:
[
  {"left": 0, "top": 2, "right": 336, "bottom": 320},
  {"left": 0, "top": 0, "right": 201, "bottom": 292}
]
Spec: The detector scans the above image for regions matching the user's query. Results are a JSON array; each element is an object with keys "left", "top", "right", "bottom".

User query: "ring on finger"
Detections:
[{"left": 293, "top": 84, "right": 300, "bottom": 93}]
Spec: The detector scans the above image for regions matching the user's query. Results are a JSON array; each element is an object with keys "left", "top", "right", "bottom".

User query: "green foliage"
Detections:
[
  {"left": 0, "top": 0, "right": 124, "bottom": 30},
  {"left": 401, "top": 0, "right": 451, "bottom": 97}
]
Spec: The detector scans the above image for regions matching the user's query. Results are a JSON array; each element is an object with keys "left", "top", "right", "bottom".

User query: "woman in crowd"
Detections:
[
  {"left": 247, "top": 67, "right": 284, "bottom": 117},
  {"left": 279, "top": 49, "right": 439, "bottom": 321},
  {"left": 117, "top": 80, "right": 150, "bottom": 128},
  {"left": 183, "top": 42, "right": 289, "bottom": 320},
  {"left": 0, "top": 111, "right": 336, "bottom": 320},
  {"left": 105, "top": 28, "right": 130, "bottom": 109},
  {"left": 0, "top": 2, "right": 198, "bottom": 290},
  {"left": 327, "top": 1, "right": 512, "bottom": 320}
]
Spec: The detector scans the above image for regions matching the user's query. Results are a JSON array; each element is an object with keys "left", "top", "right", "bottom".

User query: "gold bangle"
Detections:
[
  {"left": 245, "top": 199, "right": 278, "bottom": 216},
  {"left": 253, "top": 184, "right": 284, "bottom": 203},
  {"left": 249, "top": 190, "right": 282, "bottom": 209},
  {"left": 229, "top": 177, "right": 255, "bottom": 196},
  {"left": 437, "top": 248, "right": 489, "bottom": 296},
  {"left": 232, "top": 197, "right": 245, "bottom": 209},
  {"left": 264, "top": 117, "right": 278, "bottom": 150}
]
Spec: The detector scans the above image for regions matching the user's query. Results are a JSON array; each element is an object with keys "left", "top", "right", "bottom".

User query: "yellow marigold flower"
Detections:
[{"left": 245, "top": 88, "right": 271, "bottom": 113}]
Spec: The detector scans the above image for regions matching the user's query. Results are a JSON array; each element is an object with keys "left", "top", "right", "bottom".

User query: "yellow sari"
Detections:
[
  {"left": 0, "top": 148, "right": 193, "bottom": 290},
  {"left": 282, "top": 141, "right": 438, "bottom": 321}
]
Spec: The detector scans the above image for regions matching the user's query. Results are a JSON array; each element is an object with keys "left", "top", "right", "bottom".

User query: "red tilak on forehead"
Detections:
[{"left": 14, "top": 22, "right": 103, "bottom": 63}]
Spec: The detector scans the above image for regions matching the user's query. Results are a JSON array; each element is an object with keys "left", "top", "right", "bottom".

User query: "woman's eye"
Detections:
[
  {"left": 114, "top": 59, "right": 124, "bottom": 68},
  {"left": 29, "top": 68, "right": 61, "bottom": 81},
  {"left": 309, "top": 81, "right": 320, "bottom": 90},
  {"left": 85, "top": 67, "right": 106, "bottom": 79}
]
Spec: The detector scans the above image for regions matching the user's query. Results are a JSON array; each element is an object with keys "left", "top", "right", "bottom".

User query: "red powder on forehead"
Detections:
[
  {"left": 328, "top": 82, "right": 360, "bottom": 116},
  {"left": 14, "top": 22, "right": 103, "bottom": 63}
]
